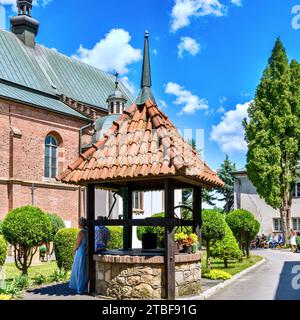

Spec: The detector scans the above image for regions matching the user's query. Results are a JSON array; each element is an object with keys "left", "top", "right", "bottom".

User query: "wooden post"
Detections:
[
  {"left": 164, "top": 179, "right": 175, "bottom": 300},
  {"left": 86, "top": 184, "right": 95, "bottom": 294},
  {"left": 122, "top": 186, "right": 133, "bottom": 251},
  {"left": 193, "top": 186, "right": 202, "bottom": 248}
]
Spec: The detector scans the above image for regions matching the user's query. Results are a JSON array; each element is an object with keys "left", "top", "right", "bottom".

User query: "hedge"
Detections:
[
  {"left": 107, "top": 227, "right": 123, "bottom": 250},
  {"left": 54, "top": 228, "right": 79, "bottom": 271},
  {"left": 0, "top": 235, "right": 7, "bottom": 266}
]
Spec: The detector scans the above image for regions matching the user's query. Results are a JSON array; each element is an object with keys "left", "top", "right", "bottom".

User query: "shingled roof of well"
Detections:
[{"left": 58, "top": 99, "right": 224, "bottom": 188}]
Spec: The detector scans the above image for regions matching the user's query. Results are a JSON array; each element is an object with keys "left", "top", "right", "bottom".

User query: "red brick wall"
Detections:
[{"left": 0, "top": 98, "right": 90, "bottom": 227}]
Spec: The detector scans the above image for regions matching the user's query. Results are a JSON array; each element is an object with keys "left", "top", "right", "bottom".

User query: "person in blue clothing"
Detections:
[
  {"left": 69, "top": 217, "right": 88, "bottom": 294},
  {"left": 95, "top": 216, "right": 111, "bottom": 253}
]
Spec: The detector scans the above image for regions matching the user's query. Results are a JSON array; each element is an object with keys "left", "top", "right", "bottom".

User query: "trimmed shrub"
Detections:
[
  {"left": 0, "top": 235, "right": 7, "bottom": 266},
  {"left": 0, "top": 220, "right": 3, "bottom": 235},
  {"left": 54, "top": 228, "right": 79, "bottom": 271},
  {"left": 2, "top": 206, "right": 52, "bottom": 275},
  {"left": 203, "top": 269, "right": 232, "bottom": 280},
  {"left": 47, "top": 214, "right": 66, "bottom": 242},
  {"left": 202, "top": 209, "right": 226, "bottom": 271},
  {"left": 226, "top": 209, "right": 260, "bottom": 258},
  {"left": 210, "top": 223, "right": 242, "bottom": 267},
  {"left": 107, "top": 227, "right": 123, "bottom": 250}
]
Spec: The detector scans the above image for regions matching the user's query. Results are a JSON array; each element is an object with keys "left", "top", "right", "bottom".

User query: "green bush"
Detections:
[
  {"left": 202, "top": 210, "right": 226, "bottom": 271},
  {"left": 47, "top": 214, "right": 66, "bottom": 242},
  {"left": 210, "top": 223, "right": 242, "bottom": 268},
  {"left": 2, "top": 206, "right": 52, "bottom": 275},
  {"left": 203, "top": 269, "right": 232, "bottom": 280},
  {"left": 0, "top": 220, "right": 3, "bottom": 235},
  {"left": 226, "top": 209, "right": 260, "bottom": 258},
  {"left": 33, "top": 274, "right": 47, "bottom": 286},
  {"left": 49, "top": 269, "right": 70, "bottom": 283},
  {"left": 54, "top": 228, "right": 79, "bottom": 271},
  {"left": 0, "top": 235, "right": 7, "bottom": 266},
  {"left": 107, "top": 227, "right": 123, "bottom": 250}
]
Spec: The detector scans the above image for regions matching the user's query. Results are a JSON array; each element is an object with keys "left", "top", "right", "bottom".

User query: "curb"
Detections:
[{"left": 179, "top": 257, "right": 266, "bottom": 301}]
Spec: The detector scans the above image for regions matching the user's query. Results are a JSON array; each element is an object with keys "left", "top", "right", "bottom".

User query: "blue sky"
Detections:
[{"left": 1, "top": 0, "right": 300, "bottom": 171}]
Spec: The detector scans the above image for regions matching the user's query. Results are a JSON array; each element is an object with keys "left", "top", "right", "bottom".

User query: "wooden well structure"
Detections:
[{"left": 58, "top": 32, "right": 224, "bottom": 300}]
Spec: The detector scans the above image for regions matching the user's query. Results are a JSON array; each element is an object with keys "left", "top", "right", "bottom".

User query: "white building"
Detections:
[{"left": 233, "top": 169, "right": 300, "bottom": 235}]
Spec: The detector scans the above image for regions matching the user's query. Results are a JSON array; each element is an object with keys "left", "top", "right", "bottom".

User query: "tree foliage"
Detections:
[
  {"left": 202, "top": 209, "right": 226, "bottom": 270},
  {"left": 226, "top": 209, "right": 260, "bottom": 258},
  {"left": 54, "top": 228, "right": 79, "bottom": 271},
  {"left": 211, "top": 223, "right": 242, "bottom": 267},
  {"left": 244, "top": 38, "right": 300, "bottom": 243},
  {"left": 0, "top": 235, "right": 7, "bottom": 267},
  {"left": 47, "top": 214, "right": 66, "bottom": 242},
  {"left": 2, "top": 206, "right": 52, "bottom": 275},
  {"left": 217, "top": 156, "right": 236, "bottom": 213}
]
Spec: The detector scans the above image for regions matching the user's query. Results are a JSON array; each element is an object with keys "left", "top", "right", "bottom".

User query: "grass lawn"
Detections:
[
  {"left": 201, "top": 252, "right": 263, "bottom": 277},
  {"left": 3, "top": 261, "right": 58, "bottom": 282}
]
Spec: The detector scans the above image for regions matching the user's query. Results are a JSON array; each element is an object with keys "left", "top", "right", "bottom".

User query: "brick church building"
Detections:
[{"left": 0, "top": 0, "right": 132, "bottom": 227}]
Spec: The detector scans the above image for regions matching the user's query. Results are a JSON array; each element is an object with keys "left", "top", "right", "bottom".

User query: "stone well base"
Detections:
[{"left": 94, "top": 251, "right": 202, "bottom": 299}]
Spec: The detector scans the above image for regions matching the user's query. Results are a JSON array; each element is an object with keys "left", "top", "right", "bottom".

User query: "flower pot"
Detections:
[{"left": 142, "top": 233, "right": 158, "bottom": 250}]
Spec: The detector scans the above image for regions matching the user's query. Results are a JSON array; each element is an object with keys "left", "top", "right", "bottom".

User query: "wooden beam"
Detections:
[
  {"left": 86, "top": 184, "right": 96, "bottom": 294},
  {"left": 164, "top": 179, "right": 175, "bottom": 300},
  {"left": 193, "top": 186, "right": 202, "bottom": 248},
  {"left": 122, "top": 187, "right": 133, "bottom": 251},
  {"left": 87, "top": 218, "right": 195, "bottom": 227}
]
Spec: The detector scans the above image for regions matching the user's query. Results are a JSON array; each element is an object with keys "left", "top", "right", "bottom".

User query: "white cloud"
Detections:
[
  {"left": 210, "top": 101, "right": 250, "bottom": 153},
  {"left": 120, "top": 76, "right": 137, "bottom": 95},
  {"left": 178, "top": 36, "right": 200, "bottom": 58},
  {"left": 165, "top": 82, "right": 209, "bottom": 115},
  {"left": 158, "top": 99, "right": 167, "bottom": 109},
  {"left": 170, "top": 0, "right": 227, "bottom": 32},
  {"left": 73, "top": 28, "right": 142, "bottom": 75},
  {"left": 231, "top": 0, "right": 242, "bottom": 6}
]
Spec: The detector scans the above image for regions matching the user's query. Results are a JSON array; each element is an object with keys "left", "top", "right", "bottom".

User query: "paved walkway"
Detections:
[{"left": 209, "top": 249, "right": 300, "bottom": 300}]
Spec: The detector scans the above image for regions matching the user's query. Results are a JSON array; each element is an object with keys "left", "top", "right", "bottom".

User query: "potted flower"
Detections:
[
  {"left": 182, "top": 233, "right": 199, "bottom": 254},
  {"left": 175, "top": 232, "right": 187, "bottom": 254},
  {"left": 141, "top": 232, "right": 158, "bottom": 250}
]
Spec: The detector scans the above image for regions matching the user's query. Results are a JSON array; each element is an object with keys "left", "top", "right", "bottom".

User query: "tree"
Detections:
[
  {"left": 226, "top": 209, "right": 260, "bottom": 258},
  {"left": 202, "top": 209, "right": 226, "bottom": 271},
  {"left": 0, "top": 235, "right": 7, "bottom": 267},
  {"left": 2, "top": 206, "right": 52, "bottom": 275},
  {"left": 244, "top": 38, "right": 300, "bottom": 244},
  {"left": 210, "top": 223, "right": 242, "bottom": 268},
  {"left": 217, "top": 156, "right": 236, "bottom": 213}
]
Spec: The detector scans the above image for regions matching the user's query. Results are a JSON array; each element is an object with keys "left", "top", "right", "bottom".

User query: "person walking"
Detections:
[
  {"left": 290, "top": 229, "right": 297, "bottom": 253},
  {"left": 69, "top": 217, "right": 88, "bottom": 294}
]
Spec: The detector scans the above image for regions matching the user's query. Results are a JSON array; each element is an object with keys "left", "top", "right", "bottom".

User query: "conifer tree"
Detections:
[{"left": 244, "top": 38, "right": 300, "bottom": 243}]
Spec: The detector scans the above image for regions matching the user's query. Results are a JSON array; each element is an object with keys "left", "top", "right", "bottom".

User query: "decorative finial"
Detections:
[
  {"left": 113, "top": 70, "right": 119, "bottom": 88},
  {"left": 145, "top": 30, "right": 149, "bottom": 38}
]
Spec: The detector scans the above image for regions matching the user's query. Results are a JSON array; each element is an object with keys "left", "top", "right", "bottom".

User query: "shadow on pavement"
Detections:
[
  {"left": 275, "top": 261, "right": 300, "bottom": 300},
  {"left": 26, "top": 282, "right": 80, "bottom": 297}
]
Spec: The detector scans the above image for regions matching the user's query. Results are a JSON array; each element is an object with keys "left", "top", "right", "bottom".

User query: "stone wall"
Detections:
[{"left": 95, "top": 253, "right": 201, "bottom": 299}]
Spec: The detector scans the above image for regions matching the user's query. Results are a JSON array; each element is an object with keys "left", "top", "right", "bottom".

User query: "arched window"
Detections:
[
  {"left": 110, "top": 102, "right": 114, "bottom": 114},
  {"left": 45, "top": 135, "right": 58, "bottom": 178},
  {"left": 116, "top": 102, "right": 120, "bottom": 114}
]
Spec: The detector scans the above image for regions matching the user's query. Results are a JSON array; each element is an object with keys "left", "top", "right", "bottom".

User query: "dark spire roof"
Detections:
[{"left": 136, "top": 31, "right": 156, "bottom": 105}]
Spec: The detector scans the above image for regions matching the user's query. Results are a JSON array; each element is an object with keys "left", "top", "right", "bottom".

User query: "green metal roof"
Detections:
[
  {"left": 0, "top": 82, "right": 89, "bottom": 120},
  {"left": 0, "top": 29, "right": 134, "bottom": 111}
]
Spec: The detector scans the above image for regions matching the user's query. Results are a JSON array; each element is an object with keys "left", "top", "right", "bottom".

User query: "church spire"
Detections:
[{"left": 136, "top": 31, "right": 156, "bottom": 105}]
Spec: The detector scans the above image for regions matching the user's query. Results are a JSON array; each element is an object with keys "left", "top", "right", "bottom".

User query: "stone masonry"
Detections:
[{"left": 95, "top": 253, "right": 202, "bottom": 299}]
